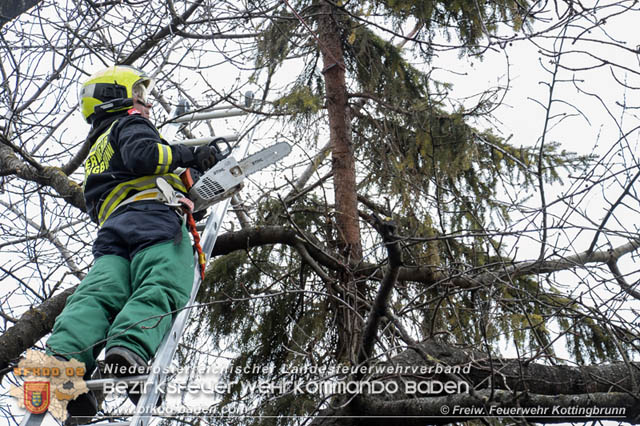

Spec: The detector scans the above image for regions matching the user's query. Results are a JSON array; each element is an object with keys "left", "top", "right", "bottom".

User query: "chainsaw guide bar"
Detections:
[{"left": 189, "top": 141, "right": 291, "bottom": 212}]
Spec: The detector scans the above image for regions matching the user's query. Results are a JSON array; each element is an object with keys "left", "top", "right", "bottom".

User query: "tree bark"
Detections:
[
  {"left": 310, "top": 339, "right": 640, "bottom": 425},
  {"left": 316, "top": 0, "right": 364, "bottom": 364},
  {"left": 0, "top": 138, "right": 86, "bottom": 212},
  {"left": 388, "top": 339, "right": 640, "bottom": 396},
  {"left": 0, "top": 286, "right": 76, "bottom": 378},
  {"left": 316, "top": 3, "right": 361, "bottom": 261}
]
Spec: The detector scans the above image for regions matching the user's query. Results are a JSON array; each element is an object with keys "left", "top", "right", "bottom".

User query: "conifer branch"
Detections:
[
  {"left": 211, "top": 227, "right": 640, "bottom": 288},
  {"left": 357, "top": 215, "right": 402, "bottom": 375}
]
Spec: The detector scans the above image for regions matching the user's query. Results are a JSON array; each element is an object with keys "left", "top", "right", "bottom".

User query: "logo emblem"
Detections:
[{"left": 24, "top": 382, "right": 50, "bottom": 414}]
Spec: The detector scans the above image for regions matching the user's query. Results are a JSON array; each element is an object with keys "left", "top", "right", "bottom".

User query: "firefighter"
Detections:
[{"left": 45, "top": 65, "right": 217, "bottom": 420}]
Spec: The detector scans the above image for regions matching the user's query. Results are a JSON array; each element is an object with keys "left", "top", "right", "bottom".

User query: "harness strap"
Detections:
[
  {"left": 113, "top": 189, "right": 162, "bottom": 212},
  {"left": 98, "top": 173, "right": 186, "bottom": 226},
  {"left": 158, "top": 176, "right": 206, "bottom": 279},
  {"left": 106, "top": 178, "right": 205, "bottom": 278}
]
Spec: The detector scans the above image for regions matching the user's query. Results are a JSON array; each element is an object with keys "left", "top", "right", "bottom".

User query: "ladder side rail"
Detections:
[
  {"left": 128, "top": 127, "right": 253, "bottom": 426},
  {"left": 85, "top": 375, "right": 149, "bottom": 390},
  {"left": 19, "top": 413, "right": 44, "bottom": 426},
  {"left": 127, "top": 201, "right": 229, "bottom": 426}
]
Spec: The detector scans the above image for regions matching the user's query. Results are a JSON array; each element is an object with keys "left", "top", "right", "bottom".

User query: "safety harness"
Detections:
[
  {"left": 156, "top": 175, "right": 207, "bottom": 280},
  {"left": 109, "top": 173, "right": 206, "bottom": 279}
]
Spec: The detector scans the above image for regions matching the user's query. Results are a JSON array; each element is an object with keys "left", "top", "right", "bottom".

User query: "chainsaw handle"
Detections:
[{"left": 209, "top": 137, "right": 232, "bottom": 162}]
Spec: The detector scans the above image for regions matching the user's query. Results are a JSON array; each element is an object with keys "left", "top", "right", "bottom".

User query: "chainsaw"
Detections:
[{"left": 184, "top": 138, "right": 291, "bottom": 212}]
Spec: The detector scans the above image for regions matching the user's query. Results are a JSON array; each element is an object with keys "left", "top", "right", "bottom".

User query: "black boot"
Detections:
[
  {"left": 64, "top": 392, "right": 98, "bottom": 426},
  {"left": 104, "top": 347, "right": 157, "bottom": 406}
]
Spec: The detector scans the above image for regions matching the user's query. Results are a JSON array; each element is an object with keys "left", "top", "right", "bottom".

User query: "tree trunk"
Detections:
[
  {"left": 316, "top": 1, "right": 364, "bottom": 363},
  {"left": 316, "top": 3, "right": 361, "bottom": 261},
  {"left": 310, "top": 339, "right": 640, "bottom": 425},
  {"left": 0, "top": 286, "right": 76, "bottom": 378}
]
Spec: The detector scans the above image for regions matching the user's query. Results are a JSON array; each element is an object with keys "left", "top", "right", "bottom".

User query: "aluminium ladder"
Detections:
[{"left": 20, "top": 99, "right": 254, "bottom": 426}]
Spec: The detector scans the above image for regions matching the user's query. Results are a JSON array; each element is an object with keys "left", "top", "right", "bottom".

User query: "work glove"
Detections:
[
  {"left": 193, "top": 208, "right": 208, "bottom": 222},
  {"left": 192, "top": 145, "right": 218, "bottom": 172},
  {"left": 183, "top": 168, "right": 208, "bottom": 221}
]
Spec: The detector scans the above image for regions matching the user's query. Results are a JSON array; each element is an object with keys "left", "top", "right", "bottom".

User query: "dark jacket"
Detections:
[{"left": 83, "top": 110, "right": 196, "bottom": 225}]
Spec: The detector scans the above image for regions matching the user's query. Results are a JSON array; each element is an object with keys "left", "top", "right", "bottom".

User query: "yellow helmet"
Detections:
[{"left": 78, "top": 65, "right": 153, "bottom": 123}]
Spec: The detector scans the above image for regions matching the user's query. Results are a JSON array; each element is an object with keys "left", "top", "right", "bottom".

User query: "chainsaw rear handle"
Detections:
[{"left": 209, "top": 137, "right": 232, "bottom": 163}]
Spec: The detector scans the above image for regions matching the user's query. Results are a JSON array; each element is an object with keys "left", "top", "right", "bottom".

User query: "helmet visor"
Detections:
[{"left": 132, "top": 81, "right": 151, "bottom": 106}]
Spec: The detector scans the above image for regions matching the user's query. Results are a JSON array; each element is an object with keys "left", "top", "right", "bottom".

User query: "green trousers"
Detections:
[{"left": 46, "top": 226, "right": 194, "bottom": 372}]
